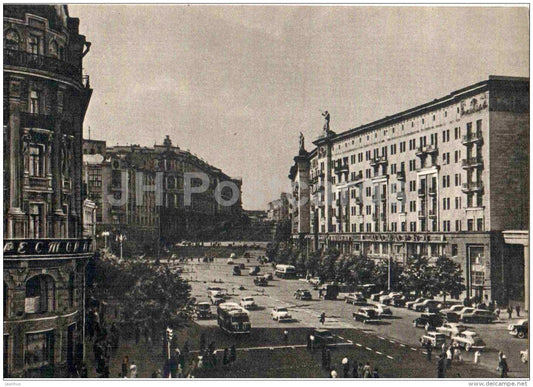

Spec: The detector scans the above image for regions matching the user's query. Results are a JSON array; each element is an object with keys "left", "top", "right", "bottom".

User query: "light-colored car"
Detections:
[
  {"left": 414, "top": 299, "right": 441, "bottom": 313},
  {"left": 227, "top": 258, "right": 234, "bottom": 264},
  {"left": 210, "top": 293, "right": 226, "bottom": 305},
  {"left": 379, "top": 292, "right": 402, "bottom": 305},
  {"left": 436, "top": 323, "right": 470, "bottom": 337},
  {"left": 420, "top": 332, "right": 447, "bottom": 348},
  {"left": 367, "top": 303, "right": 393, "bottom": 317},
  {"left": 460, "top": 309, "right": 497, "bottom": 324},
  {"left": 406, "top": 298, "right": 427, "bottom": 310},
  {"left": 309, "top": 277, "right": 321, "bottom": 286},
  {"left": 345, "top": 292, "right": 367, "bottom": 305},
  {"left": 451, "top": 331, "right": 486, "bottom": 351},
  {"left": 240, "top": 297, "right": 257, "bottom": 310},
  {"left": 271, "top": 307, "right": 292, "bottom": 322}
]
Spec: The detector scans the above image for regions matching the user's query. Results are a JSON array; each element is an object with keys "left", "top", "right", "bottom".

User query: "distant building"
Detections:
[
  {"left": 83, "top": 136, "right": 243, "bottom": 247},
  {"left": 267, "top": 192, "right": 291, "bottom": 222},
  {"left": 4, "top": 5, "right": 94, "bottom": 377},
  {"left": 289, "top": 76, "right": 529, "bottom": 306}
]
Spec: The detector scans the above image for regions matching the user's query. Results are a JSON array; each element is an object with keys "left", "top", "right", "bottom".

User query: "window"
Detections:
[
  {"left": 455, "top": 196, "right": 461, "bottom": 209},
  {"left": 451, "top": 244, "right": 458, "bottom": 256},
  {"left": 455, "top": 127, "right": 461, "bottom": 140},
  {"left": 25, "top": 331, "right": 54, "bottom": 373},
  {"left": 455, "top": 220, "right": 462, "bottom": 232},
  {"left": 167, "top": 176, "right": 176, "bottom": 189},
  {"left": 366, "top": 187, "right": 371, "bottom": 197},
  {"left": 467, "top": 219, "right": 474, "bottom": 231},
  {"left": 28, "top": 204, "right": 43, "bottom": 238},
  {"left": 401, "top": 222, "right": 406, "bottom": 231},
  {"left": 477, "top": 218, "right": 483, "bottom": 231},
  {"left": 29, "top": 145, "right": 44, "bottom": 176},
  {"left": 391, "top": 203, "right": 397, "bottom": 213},
  {"left": 400, "top": 142, "right": 406, "bottom": 153},
  {"left": 409, "top": 159, "right": 416, "bottom": 171},
  {"left": 30, "top": 91, "right": 40, "bottom": 114},
  {"left": 5, "top": 29, "right": 20, "bottom": 50},
  {"left": 391, "top": 183, "right": 397, "bottom": 194},
  {"left": 391, "top": 163, "right": 397, "bottom": 174},
  {"left": 454, "top": 150, "right": 461, "bottom": 163},
  {"left": 25, "top": 275, "right": 55, "bottom": 313},
  {"left": 409, "top": 180, "right": 416, "bottom": 192},
  {"left": 28, "top": 35, "right": 40, "bottom": 55},
  {"left": 455, "top": 174, "right": 461, "bottom": 187},
  {"left": 68, "top": 273, "right": 75, "bottom": 308},
  {"left": 49, "top": 40, "right": 58, "bottom": 58},
  {"left": 476, "top": 119, "right": 482, "bottom": 134},
  {"left": 410, "top": 221, "right": 417, "bottom": 232}
]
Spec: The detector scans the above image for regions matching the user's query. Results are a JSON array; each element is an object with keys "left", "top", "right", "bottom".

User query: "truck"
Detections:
[
  {"left": 275, "top": 264, "right": 296, "bottom": 279},
  {"left": 319, "top": 284, "right": 340, "bottom": 300},
  {"left": 217, "top": 302, "right": 251, "bottom": 334}
]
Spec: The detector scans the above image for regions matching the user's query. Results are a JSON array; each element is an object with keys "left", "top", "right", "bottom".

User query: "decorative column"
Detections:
[
  {"left": 7, "top": 76, "right": 26, "bottom": 238},
  {"left": 52, "top": 88, "right": 65, "bottom": 237}
]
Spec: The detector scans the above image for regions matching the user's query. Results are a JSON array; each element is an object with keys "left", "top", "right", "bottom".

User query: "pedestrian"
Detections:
[
  {"left": 223, "top": 348, "right": 229, "bottom": 365},
  {"left": 446, "top": 347, "right": 453, "bottom": 368},
  {"left": 441, "top": 343, "right": 446, "bottom": 355},
  {"left": 373, "top": 368, "right": 380, "bottom": 378},
  {"left": 283, "top": 330, "right": 288, "bottom": 344},
  {"left": 516, "top": 305, "right": 521, "bottom": 317},
  {"left": 426, "top": 341, "right": 432, "bottom": 361},
  {"left": 130, "top": 362, "right": 137, "bottom": 378},
  {"left": 496, "top": 308, "right": 501, "bottom": 319},
  {"left": 320, "top": 312, "right": 326, "bottom": 325},
  {"left": 121, "top": 356, "right": 129, "bottom": 378},
  {"left": 474, "top": 350, "right": 481, "bottom": 365},
  {"left": 212, "top": 349, "right": 218, "bottom": 368},
  {"left": 362, "top": 362, "right": 372, "bottom": 378},
  {"left": 498, "top": 355, "right": 509, "bottom": 378},
  {"left": 352, "top": 363, "right": 359, "bottom": 378},
  {"left": 177, "top": 363, "right": 183, "bottom": 378},
  {"left": 507, "top": 306, "right": 513, "bottom": 319},
  {"left": 437, "top": 354, "right": 446, "bottom": 378},
  {"left": 197, "top": 356, "right": 204, "bottom": 369},
  {"left": 454, "top": 347, "right": 463, "bottom": 363},
  {"left": 310, "top": 334, "right": 315, "bottom": 352},
  {"left": 330, "top": 369, "right": 338, "bottom": 378},
  {"left": 342, "top": 357, "right": 349, "bottom": 378},
  {"left": 230, "top": 344, "right": 236, "bottom": 362},
  {"left": 358, "top": 362, "right": 364, "bottom": 378}
]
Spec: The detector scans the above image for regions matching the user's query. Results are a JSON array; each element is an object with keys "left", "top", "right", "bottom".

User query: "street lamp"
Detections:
[
  {"left": 101, "top": 231, "right": 110, "bottom": 249},
  {"left": 116, "top": 233, "right": 127, "bottom": 260}
]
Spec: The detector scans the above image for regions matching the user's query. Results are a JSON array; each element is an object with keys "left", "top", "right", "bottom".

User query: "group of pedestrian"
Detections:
[
  {"left": 121, "top": 356, "right": 138, "bottom": 378},
  {"left": 507, "top": 305, "right": 521, "bottom": 319},
  {"left": 328, "top": 356, "right": 379, "bottom": 378}
]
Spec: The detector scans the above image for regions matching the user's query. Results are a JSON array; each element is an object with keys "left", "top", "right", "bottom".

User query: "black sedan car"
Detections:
[{"left": 413, "top": 313, "right": 444, "bottom": 330}]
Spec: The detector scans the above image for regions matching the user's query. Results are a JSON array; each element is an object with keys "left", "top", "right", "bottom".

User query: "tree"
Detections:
[
  {"left": 345, "top": 255, "right": 375, "bottom": 286},
  {"left": 373, "top": 259, "right": 405, "bottom": 291},
  {"left": 319, "top": 248, "right": 340, "bottom": 282},
  {"left": 400, "top": 255, "right": 433, "bottom": 296},
  {"left": 305, "top": 251, "right": 321, "bottom": 277},
  {"left": 433, "top": 256, "right": 466, "bottom": 303}
]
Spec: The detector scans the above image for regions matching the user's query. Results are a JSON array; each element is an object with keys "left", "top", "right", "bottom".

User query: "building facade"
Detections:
[
  {"left": 3, "top": 5, "right": 94, "bottom": 377},
  {"left": 83, "top": 135, "right": 243, "bottom": 249},
  {"left": 289, "top": 76, "right": 529, "bottom": 305},
  {"left": 267, "top": 192, "right": 291, "bottom": 222}
]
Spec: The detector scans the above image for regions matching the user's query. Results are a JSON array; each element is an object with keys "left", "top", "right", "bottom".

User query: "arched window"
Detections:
[
  {"left": 4, "top": 29, "right": 20, "bottom": 50},
  {"left": 68, "top": 273, "right": 75, "bottom": 308},
  {"left": 49, "top": 40, "right": 58, "bottom": 58},
  {"left": 25, "top": 275, "right": 55, "bottom": 314}
]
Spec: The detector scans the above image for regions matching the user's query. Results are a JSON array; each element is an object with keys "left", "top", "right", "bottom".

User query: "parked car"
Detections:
[
  {"left": 367, "top": 303, "right": 393, "bottom": 317},
  {"left": 196, "top": 302, "right": 212, "bottom": 319},
  {"left": 353, "top": 307, "right": 380, "bottom": 324},
  {"left": 392, "top": 293, "right": 416, "bottom": 307},
  {"left": 358, "top": 284, "right": 377, "bottom": 298},
  {"left": 309, "top": 277, "right": 321, "bottom": 286},
  {"left": 345, "top": 292, "right": 367, "bottom": 305},
  {"left": 370, "top": 290, "right": 388, "bottom": 302},
  {"left": 312, "top": 329, "right": 336, "bottom": 348},
  {"left": 420, "top": 331, "right": 447, "bottom": 348},
  {"left": 232, "top": 265, "right": 241, "bottom": 276},
  {"left": 406, "top": 298, "right": 428, "bottom": 310},
  {"left": 439, "top": 304, "right": 468, "bottom": 323},
  {"left": 271, "top": 307, "right": 292, "bottom": 322},
  {"left": 451, "top": 331, "right": 486, "bottom": 352},
  {"left": 264, "top": 273, "right": 274, "bottom": 281},
  {"left": 460, "top": 309, "right": 497, "bottom": 324},
  {"left": 253, "top": 276, "right": 268, "bottom": 286},
  {"left": 508, "top": 319, "right": 529, "bottom": 339},
  {"left": 249, "top": 266, "right": 261, "bottom": 276},
  {"left": 227, "top": 258, "right": 234, "bottom": 264},
  {"left": 379, "top": 292, "right": 402, "bottom": 305},
  {"left": 436, "top": 322, "right": 470, "bottom": 337},
  {"left": 210, "top": 293, "right": 226, "bottom": 305},
  {"left": 413, "top": 313, "right": 444, "bottom": 329},
  {"left": 414, "top": 299, "right": 441, "bottom": 313},
  {"left": 294, "top": 289, "right": 312, "bottom": 300},
  {"left": 240, "top": 297, "right": 257, "bottom": 310}
]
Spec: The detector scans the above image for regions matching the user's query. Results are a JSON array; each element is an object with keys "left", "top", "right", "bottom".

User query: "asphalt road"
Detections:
[{"left": 180, "top": 255, "right": 529, "bottom": 378}]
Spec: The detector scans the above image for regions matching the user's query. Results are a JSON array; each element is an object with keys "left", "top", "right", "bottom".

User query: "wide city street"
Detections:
[{"left": 180, "top": 253, "right": 529, "bottom": 378}]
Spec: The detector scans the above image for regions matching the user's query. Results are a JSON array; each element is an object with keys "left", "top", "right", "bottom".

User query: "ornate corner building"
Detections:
[
  {"left": 289, "top": 76, "right": 529, "bottom": 307},
  {"left": 3, "top": 5, "right": 94, "bottom": 377}
]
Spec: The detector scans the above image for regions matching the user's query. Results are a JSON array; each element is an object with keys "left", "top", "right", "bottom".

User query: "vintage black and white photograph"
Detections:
[{"left": 2, "top": 3, "right": 530, "bottom": 381}]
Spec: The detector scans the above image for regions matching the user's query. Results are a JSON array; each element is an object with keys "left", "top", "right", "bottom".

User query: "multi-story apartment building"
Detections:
[
  {"left": 3, "top": 5, "right": 94, "bottom": 377},
  {"left": 83, "top": 136, "right": 243, "bottom": 247},
  {"left": 267, "top": 192, "right": 291, "bottom": 222},
  {"left": 289, "top": 76, "right": 529, "bottom": 306}
]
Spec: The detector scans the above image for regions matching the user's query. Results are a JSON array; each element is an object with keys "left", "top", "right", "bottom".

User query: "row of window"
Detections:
[{"left": 5, "top": 29, "right": 66, "bottom": 60}]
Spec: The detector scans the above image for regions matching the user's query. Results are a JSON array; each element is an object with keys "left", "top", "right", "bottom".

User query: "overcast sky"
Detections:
[{"left": 70, "top": 5, "right": 529, "bottom": 210}]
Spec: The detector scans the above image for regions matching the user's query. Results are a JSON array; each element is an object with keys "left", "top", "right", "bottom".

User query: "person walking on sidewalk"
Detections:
[
  {"left": 507, "top": 306, "right": 513, "bottom": 319},
  {"left": 121, "top": 356, "right": 129, "bottom": 378},
  {"left": 516, "top": 305, "right": 521, "bottom": 317}
]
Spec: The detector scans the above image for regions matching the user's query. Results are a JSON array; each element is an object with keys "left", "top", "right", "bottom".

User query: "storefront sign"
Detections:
[{"left": 3, "top": 239, "right": 94, "bottom": 256}]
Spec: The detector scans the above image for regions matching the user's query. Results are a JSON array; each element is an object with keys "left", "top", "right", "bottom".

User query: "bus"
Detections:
[
  {"left": 275, "top": 264, "right": 296, "bottom": 279},
  {"left": 217, "top": 302, "right": 251, "bottom": 334}
]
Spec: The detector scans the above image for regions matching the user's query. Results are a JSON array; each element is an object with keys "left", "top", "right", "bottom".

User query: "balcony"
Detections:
[
  {"left": 418, "top": 188, "right": 426, "bottom": 197},
  {"left": 396, "top": 170, "right": 406, "bottom": 181},
  {"left": 428, "top": 209, "right": 437, "bottom": 218},
  {"left": 418, "top": 210, "right": 426, "bottom": 218},
  {"left": 462, "top": 181, "right": 484, "bottom": 193},
  {"left": 20, "top": 112, "right": 55, "bottom": 130},
  {"left": 428, "top": 186, "right": 437, "bottom": 196},
  {"left": 355, "top": 197, "right": 362, "bottom": 206},
  {"left": 352, "top": 171, "right": 363, "bottom": 183},
  {"left": 396, "top": 191, "right": 405, "bottom": 201},
  {"left": 462, "top": 132, "right": 483, "bottom": 145},
  {"left": 416, "top": 145, "right": 438, "bottom": 157},
  {"left": 380, "top": 193, "right": 387, "bottom": 202},
  {"left": 372, "top": 214, "right": 379, "bottom": 222},
  {"left": 334, "top": 163, "right": 349, "bottom": 174},
  {"left": 4, "top": 49, "right": 83, "bottom": 82},
  {"left": 461, "top": 156, "right": 484, "bottom": 169},
  {"left": 370, "top": 156, "right": 388, "bottom": 167},
  {"left": 28, "top": 176, "right": 51, "bottom": 190}
]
